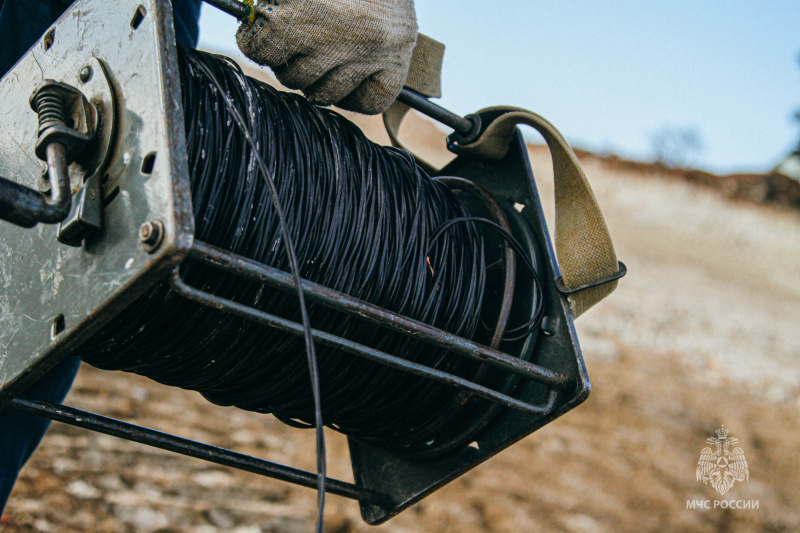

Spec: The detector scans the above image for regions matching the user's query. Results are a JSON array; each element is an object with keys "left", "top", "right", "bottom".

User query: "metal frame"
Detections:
[
  {"left": 351, "top": 132, "right": 590, "bottom": 523},
  {"left": 0, "top": 0, "right": 193, "bottom": 399},
  {"left": 171, "top": 241, "right": 573, "bottom": 409},
  {"left": 9, "top": 397, "right": 389, "bottom": 506},
  {"left": 0, "top": 0, "right": 591, "bottom": 525}
]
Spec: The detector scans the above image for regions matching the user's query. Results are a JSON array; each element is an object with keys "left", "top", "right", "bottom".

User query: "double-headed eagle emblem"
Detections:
[{"left": 696, "top": 425, "right": 749, "bottom": 495}]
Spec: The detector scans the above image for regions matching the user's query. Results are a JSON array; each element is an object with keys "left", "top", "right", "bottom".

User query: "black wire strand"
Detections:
[
  {"left": 185, "top": 53, "right": 328, "bottom": 532},
  {"left": 426, "top": 216, "right": 546, "bottom": 340},
  {"left": 76, "top": 48, "right": 543, "bottom": 529}
]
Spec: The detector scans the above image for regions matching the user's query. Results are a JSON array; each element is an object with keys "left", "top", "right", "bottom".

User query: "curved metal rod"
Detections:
[
  {"left": 435, "top": 176, "right": 516, "bottom": 349},
  {"left": 0, "top": 141, "right": 72, "bottom": 227},
  {"left": 39, "top": 142, "right": 72, "bottom": 223}
]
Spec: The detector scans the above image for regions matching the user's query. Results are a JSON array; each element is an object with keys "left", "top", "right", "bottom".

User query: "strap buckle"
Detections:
[{"left": 555, "top": 261, "right": 627, "bottom": 295}]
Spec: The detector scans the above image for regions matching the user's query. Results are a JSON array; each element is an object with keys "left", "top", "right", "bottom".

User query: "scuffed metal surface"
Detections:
[{"left": 0, "top": 0, "right": 193, "bottom": 400}]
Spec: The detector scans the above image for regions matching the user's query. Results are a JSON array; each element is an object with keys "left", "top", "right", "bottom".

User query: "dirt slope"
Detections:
[{"left": 3, "top": 110, "right": 800, "bottom": 533}]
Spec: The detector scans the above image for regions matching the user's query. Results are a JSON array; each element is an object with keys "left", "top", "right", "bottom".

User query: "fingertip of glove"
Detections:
[
  {"left": 341, "top": 98, "right": 393, "bottom": 116},
  {"left": 336, "top": 76, "right": 403, "bottom": 115},
  {"left": 304, "top": 85, "right": 339, "bottom": 107},
  {"left": 236, "top": 17, "right": 291, "bottom": 69}
]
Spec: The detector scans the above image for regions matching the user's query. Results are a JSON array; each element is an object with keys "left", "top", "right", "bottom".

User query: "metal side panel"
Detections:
[
  {"left": 0, "top": 0, "right": 193, "bottom": 400},
  {"left": 351, "top": 131, "right": 591, "bottom": 524}
]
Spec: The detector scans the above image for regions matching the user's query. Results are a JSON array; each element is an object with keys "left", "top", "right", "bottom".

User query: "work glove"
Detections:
[{"left": 236, "top": 0, "right": 417, "bottom": 115}]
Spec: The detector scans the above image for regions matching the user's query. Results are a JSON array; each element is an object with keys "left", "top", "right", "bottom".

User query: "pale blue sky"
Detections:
[{"left": 198, "top": 1, "right": 800, "bottom": 174}]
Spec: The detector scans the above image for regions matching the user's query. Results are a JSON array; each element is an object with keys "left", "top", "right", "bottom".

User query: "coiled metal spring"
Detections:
[{"left": 34, "top": 90, "right": 67, "bottom": 134}]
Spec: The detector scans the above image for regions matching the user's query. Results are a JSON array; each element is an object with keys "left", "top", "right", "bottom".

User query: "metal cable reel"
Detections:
[{"left": 0, "top": 0, "right": 622, "bottom": 525}]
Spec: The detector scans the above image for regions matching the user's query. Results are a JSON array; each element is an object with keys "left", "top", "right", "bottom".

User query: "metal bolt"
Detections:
[
  {"left": 79, "top": 65, "right": 93, "bottom": 83},
  {"left": 540, "top": 316, "right": 561, "bottom": 336},
  {"left": 139, "top": 220, "right": 164, "bottom": 253}
]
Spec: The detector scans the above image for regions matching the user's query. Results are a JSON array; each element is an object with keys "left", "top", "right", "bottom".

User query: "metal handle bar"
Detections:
[{"left": 201, "top": 0, "right": 479, "bottom": 138}]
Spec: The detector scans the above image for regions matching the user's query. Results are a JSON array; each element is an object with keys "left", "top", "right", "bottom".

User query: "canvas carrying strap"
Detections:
[
  {"left": 457, "top": 107, "right": 623, "bottom": 317},
  {"left": 382, "top": 34, "right": 444, "bottom": 174},
  {"left": 384, "top": 42, "right": 622, "bottom": 318}
]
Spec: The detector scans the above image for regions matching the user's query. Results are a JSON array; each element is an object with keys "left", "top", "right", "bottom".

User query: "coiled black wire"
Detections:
[
  {"left": 76, "top": 48, "right": 545, "bottom": 530},
  {"left": 79, "top": 48, "right": 497, "bottom": 445}
]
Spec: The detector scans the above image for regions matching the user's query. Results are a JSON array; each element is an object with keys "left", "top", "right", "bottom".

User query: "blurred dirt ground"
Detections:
[{"left": 3, "top": 111, "right": 800, "bottom": 532}]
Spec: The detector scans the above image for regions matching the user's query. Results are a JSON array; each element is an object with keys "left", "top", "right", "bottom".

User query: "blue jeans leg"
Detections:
[{"left": 0, "top": 356, "right": 81, "bottom": 515}]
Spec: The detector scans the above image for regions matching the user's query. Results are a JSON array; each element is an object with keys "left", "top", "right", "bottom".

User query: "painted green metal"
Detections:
[
  {"left": 0, "top": 0, "right": 194, "bottom": 401},
  {"left": 0, "top": 0, "right": 591, "bottom": 526}
]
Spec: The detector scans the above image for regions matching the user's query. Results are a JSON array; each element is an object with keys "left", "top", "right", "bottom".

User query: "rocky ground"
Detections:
[{"left": 2, "top": 109, "right": 800, "bottom": 532}]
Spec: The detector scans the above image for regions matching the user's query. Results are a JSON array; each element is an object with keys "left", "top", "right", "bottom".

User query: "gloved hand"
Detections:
[{"left": 236, "top": 0, "right": 417, "bottom": 115}]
